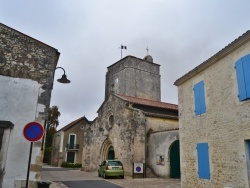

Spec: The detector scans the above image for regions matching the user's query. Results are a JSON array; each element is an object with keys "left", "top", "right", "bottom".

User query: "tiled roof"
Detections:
[
  {"left": 143, "top": 112, "right": 178, "bottom": 120},
  {"left": 57, "top": 116, "right": 90, "bottom": 132},
  {"left": 114, "top": 94, "right": 178, "bottom": 110},
  {"left": 174, "top": 30, "right": 250, "bottom": 86}
]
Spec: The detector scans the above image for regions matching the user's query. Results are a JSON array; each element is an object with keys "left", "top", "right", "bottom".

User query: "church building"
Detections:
[
  {"left": 54, "top": 55, "right": 180, "bottom": 178},
  {"left": 83, "top": 55, "right": 180, "bottom": 178}
]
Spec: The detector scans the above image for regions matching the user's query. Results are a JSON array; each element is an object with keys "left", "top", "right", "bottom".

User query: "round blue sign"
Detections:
[
  {"left": 23, "top": 122, "right": 44, "bottom": 142},
  {"left": 136, "top": 166, "right": 142, "bottom": 172}
]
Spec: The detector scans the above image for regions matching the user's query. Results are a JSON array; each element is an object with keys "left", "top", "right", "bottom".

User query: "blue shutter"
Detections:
[
  {"left": 194, "top": 81, "right": 206, "bottom": 115},
  {"left": 235, "top": 54, "right": 250, "bottom": 101},
  {"left": 199, "top": 81, "right": 206, "bottom": 114},
  {"left": 236, "top": 59, "right": 247, "bottom": 100},
  {"left": 242, "top": 54, "right": 250, "bottom": 98},
  {"left": 194, "top": 83, "right": 201, "bottom": 115},
  {"left": 197, "top": 143, "right": 210, "bottom": 180}
]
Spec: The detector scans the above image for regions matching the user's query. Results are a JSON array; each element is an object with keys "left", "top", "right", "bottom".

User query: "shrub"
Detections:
[{"left": 61, "top": 162, "right": 82, "bottom": 168}]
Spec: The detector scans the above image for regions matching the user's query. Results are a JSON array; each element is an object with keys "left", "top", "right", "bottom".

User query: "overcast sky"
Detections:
[{"left": 1, "top": 0, "right": 250, "bottom": 129}]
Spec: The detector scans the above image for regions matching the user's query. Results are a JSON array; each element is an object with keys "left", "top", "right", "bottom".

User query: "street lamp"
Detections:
[
  {"left": 41, "top": 66, "right": 70, "bottom": 150},
  {"left": 55, "top": 67, "right": 71, "bottom": 84}
]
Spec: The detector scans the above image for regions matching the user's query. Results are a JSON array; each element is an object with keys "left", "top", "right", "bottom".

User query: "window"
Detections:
[
  {"left": 235, "top": 54, "right": 250, "bottom": 101},
  {"left": 193, "top": 81, "right": 206, "bottom": 115},
  {"left": 197, "top": 143, "right": 210, "bottom": 180},
  {"left": 69, "top": 134, "right": 75, "bottom": 149}
]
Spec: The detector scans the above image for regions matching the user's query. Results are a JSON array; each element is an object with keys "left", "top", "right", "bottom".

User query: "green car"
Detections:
[{"left": 98, "top": 160, "right": 124, "bottom": 179}]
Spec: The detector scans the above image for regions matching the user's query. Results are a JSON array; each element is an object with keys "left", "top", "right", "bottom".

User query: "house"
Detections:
[
  {"left": 51, "top": 116, "right": 92, "bottom": 167},
  {"left": 0, "top": 23, "right": 60, "bottom": 187},
  {"left": 174, "top": 31, "right": 250, "bottom": 187}
]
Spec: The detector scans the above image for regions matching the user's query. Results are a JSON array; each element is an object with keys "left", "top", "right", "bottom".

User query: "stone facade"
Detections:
[
  {"left": 80, "top": 56, "right": 179, "bottom": 177},
  {"left": 82, "top": 94, "right": 147, "bottom": 174},
  {"left": 105, "top": 56, "right": 161, "bottom": 101},
  {"left": 175, "top": 30, "right": 250, "bottom": 187},
  {"left": 0, "top": 23, "right": 59, "bottom": 187},
  {"left": 51, "top": 117, "right": 91, "bottom": 167}
]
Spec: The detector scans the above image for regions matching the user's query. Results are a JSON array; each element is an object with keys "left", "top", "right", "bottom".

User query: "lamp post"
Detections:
[
  {"left": 41, "top": 66, "right": 70, "bottom": 150},
  {"left": 26, "top": 67, "right": 70, "bottom": 188},
  {"left": 55, "top": 67, "right": 71, "bottom": 84}
]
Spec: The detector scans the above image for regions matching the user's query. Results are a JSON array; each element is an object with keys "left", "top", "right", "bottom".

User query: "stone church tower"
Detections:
[
  {"left": 105, "top": 55, "right": 161, "bottom": 101},
  {"left": 55, "top": 54, "right": 179, "bottom": 178}
]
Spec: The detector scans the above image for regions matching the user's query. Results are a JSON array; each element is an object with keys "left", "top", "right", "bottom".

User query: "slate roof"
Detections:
[
  {"left": 115, "top": 94, "right": 178, "bottom": 110},
  {"left": 174, "top": 30, "right": 250, "bottom": 86}
]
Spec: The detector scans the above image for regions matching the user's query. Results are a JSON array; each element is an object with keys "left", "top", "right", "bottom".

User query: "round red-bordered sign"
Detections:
[{"left": 23, "top": 122, "right": 44, "bottom": 142}]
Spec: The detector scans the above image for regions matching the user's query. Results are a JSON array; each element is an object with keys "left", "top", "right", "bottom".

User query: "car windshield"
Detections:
[{"left": 108, "top": 161, "right": 122, "bottom": 166}]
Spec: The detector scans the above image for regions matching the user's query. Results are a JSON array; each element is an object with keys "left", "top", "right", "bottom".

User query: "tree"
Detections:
[
  {"left": 43, "top": 105, "right": 61, "bottom": 164},
  {"left": 47, "top": 105, "right": 61, "bottom": 129}
]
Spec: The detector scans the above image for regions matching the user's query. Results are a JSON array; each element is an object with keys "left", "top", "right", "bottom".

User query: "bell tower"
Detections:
[{"left": 105, "top": 55, "right": 161, "bottom": 101}]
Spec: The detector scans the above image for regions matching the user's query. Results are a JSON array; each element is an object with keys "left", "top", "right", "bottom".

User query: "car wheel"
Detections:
[
  {"left": 98, "top": 171, "right": 101, "bottom": 177},
  {"left": 103, "top": 172, "right": 107, "bottom": 179},
  {"left": 121, "top": 175, "right": 124, "bottom": 179}
]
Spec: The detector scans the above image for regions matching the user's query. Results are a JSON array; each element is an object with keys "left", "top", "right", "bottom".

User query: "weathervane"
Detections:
[
  {"left": 146, "top": 46, "right": 149, "bottom": 55},
  {"left": 120, "top": 44, "right": 127, "bottom": 59}
]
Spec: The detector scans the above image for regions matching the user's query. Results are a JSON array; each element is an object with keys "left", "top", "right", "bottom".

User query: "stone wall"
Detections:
[
  {"left": 105, "top": 56, "right": 161, "bottom": 101},
  {"left": 82, "top": 94, "right": 146, "bottom": 175},
  {"left": 0, "top": 23, "right": 59, "bottom": 188},
  {"left": 178, "top": 38, "right": 250, "bottom": 187},
  {"left": 81, "top": 94, "right": 179, "bottom": 178}
]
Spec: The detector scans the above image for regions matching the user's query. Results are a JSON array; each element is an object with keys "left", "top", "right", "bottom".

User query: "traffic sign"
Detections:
[
  {"left": 133, "top": 163, "right": 143, "bottom": 174},
  {"left": 23, "top": 122, "right": 44, "bottom": 142}
]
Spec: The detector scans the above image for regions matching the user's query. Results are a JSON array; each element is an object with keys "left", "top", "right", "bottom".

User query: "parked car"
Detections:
[{"left": 98, "top": 160, "right": 124, "bottom": 179}]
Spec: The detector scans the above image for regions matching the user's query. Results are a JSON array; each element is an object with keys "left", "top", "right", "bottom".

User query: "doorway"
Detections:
[
  {"left": 69, "top": 134, "right": 75, "bottom": 149},
  {"left": 67, "top": 152, "right": 75, "bottom": 163},
  {"left": 170, "top": 140, "right": 180, "bottom": 178},
  {"left": 108, "top": 146, "right": 115, "bottom": 160}
]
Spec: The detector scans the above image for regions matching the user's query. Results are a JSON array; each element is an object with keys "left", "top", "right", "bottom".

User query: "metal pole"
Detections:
[
  {"left": 41, "top": 120, "right": 47, "bottom": 150},
  {"left": 121, "top": 47, "right": 122, "bottom": 59},
  {"left": 25, "top": 142, "right": 33, "bottom": 188}
]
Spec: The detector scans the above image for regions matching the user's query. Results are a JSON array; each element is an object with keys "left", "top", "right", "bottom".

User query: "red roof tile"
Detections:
[
  {"left": 115, "top": 94, "right": 178, "bottom": 110},
  {"left": 57, "top": 116, "right": 90, "bottom": 132}
]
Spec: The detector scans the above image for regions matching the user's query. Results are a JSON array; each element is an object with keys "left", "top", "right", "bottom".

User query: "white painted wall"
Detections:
[
  {"left": 148, "top": 130, "right": 179, "bottom": 177},
  {"left": 0, "top": 75, "right": 44, "bottom": 188}
]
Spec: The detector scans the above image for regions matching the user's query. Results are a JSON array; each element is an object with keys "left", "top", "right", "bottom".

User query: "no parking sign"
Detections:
[
  {"left": 23, "top": 122, "right": 44, "bottom": 142},
  {"left": 133, "top": 163, "right": 143, "bottom": 174}
]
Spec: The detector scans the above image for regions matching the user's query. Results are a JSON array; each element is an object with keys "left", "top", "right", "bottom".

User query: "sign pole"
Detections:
[
  {"left": 23, "top": 121, "right": 44, "bottom": 188},
  {"left": 25, "top": 142, "right": 33, "bottom": 188}
]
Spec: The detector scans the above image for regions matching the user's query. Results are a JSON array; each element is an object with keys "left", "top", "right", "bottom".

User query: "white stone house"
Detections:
[
  {"left": 174, "top": 30, "right": 250, "bottom": 187},
  {"left": 0, "top": 23, "right": 60, "bottom": 188}
]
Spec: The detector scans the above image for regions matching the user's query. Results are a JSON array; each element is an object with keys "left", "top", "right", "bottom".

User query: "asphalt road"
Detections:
[
  {"left": 41, "top": 164, "right": 181, "bottom": 188},
  {"left": 62, "top": 180, "right": 122, "bottom": 188}
]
